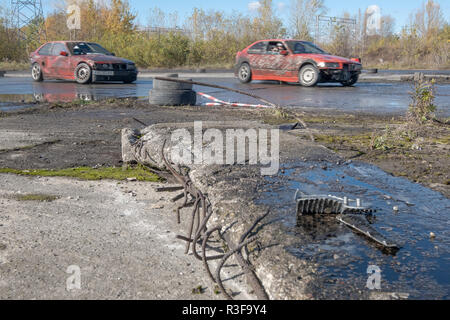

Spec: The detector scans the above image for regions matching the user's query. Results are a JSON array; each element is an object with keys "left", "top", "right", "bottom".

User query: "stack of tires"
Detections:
[{"left": 149, "top": 74, "right": 197, "bottom": 106}]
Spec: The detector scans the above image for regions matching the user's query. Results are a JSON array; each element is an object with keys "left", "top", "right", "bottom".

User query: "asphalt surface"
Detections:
[{"left": 0, "top": 76, "right": 449, "bottom": 116}]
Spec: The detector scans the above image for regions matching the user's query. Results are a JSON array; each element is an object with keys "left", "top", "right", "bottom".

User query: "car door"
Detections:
[
  {"left": 263, "top": 41, "right": 292, "bottom": 78},
  {"left": 48, "top": 43, "right": 72, "bottom": 79},
  {"left": 246, "top": 41, "right": 268, "bottom": 76},
  {"left": 36, "top": 43, "right": 53, "bottom": 77}
]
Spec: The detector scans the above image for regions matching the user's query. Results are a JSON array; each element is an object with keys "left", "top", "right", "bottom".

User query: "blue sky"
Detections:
[
  {"left": 119, "top": 0, "right": 449, "bottom": 30},
  {"left": 2, "top": 0, "right": 449, "bottom": 31}
]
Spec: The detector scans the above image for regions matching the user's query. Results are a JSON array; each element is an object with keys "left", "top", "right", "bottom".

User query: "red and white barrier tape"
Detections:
[{"left": 197, "top": 92, "right": 272, "bottom": 109}]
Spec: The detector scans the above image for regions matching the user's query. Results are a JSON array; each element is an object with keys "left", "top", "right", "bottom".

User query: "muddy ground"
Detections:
[
  {"left": 1, "top": 99, "right": 447, "bottom": 197},
  {"left": 0, "top": 99, "right": 448, "bottom": 299}
]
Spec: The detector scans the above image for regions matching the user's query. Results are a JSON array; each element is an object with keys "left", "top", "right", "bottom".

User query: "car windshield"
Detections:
[
  {"left": 67, "top": 42, "right": 112, "bottom": 56},
  {"left": 286, "top": 41, "right": 328, "bottom": 54}
]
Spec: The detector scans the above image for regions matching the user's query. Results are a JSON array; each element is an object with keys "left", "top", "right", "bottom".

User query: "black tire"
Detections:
[
  {"left": 149, "top": 89, "right": 197, "bottom": 106},
  {"left": 341, "top": 74, "right": 359, "bottom": 87},
  {"left": 31, "top": 63, "right": 43, "bottom": 82},
  {"left": 237, "top": 63, "right": 252, "bottom": 83},
  {"left": 299, "top": 64, "right": 320, "bottom": 87},
  {"left": 153, "top": 78, "right": 193, "bottom": 90},
  {"left": 75, "top": 63, "right": 92, "bottom": 84}
]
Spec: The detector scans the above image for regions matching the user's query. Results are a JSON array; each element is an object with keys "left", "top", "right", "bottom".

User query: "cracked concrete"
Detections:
[{"left": 0, "top": 174, "right": 254, "bottom": 299}]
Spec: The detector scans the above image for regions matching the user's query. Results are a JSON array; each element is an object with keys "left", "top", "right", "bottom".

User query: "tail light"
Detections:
[{"left": 351, "top": 57, "right": 362, "bottom": 63}]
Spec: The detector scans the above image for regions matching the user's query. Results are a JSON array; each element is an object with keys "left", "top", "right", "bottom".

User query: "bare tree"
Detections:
[
  {"left": 253, "top": 0, "right": 286, "bottom": 38},
  {"left": 414, "top": 0, "right": 444, "bottom": 37},
  {"left": 289, "top": 0, "right": 326, "bottom": 40},
  {"left": 380, "top": 15, "right": 396, "bottom": 38}
]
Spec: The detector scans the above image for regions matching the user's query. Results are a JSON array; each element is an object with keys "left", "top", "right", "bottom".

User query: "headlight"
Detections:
[
  {"left": 126, "top": 63, "right": 136, "bottom": 71},
  {"left": 318, "top": 62, "right": 340, "bottom": 68}
]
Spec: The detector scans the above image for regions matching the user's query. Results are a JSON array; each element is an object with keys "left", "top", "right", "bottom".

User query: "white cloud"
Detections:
[
  {"left": 277, "top": 2, "right": 286, "bottom": 11},
  {"left": 248, "top": 1, "right": 261, "bottom": 11}
]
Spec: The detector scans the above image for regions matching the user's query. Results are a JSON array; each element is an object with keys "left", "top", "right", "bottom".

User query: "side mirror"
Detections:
[
  {"left": 111, "top": 52, "right": 116, "bottom": 56},
  {"left": 60, "top": 51, "right": 68, "bottom": 56},
  {"left": 280, "top": 50, "right": 289, "bottom": 56}
]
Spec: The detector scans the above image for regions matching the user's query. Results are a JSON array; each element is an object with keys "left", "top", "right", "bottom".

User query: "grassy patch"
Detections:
[
  {"left": 46, "top": 97, "right": 138, "bottom": 110},
  {"left": 49, "top": 99, "right": 96, "bottom": 109},
  {"left": 263, "top": 108, "right": 297, "bottom": 125},
  {"left": 192, "top": 286, "right": 206, "bottom": 295},
  {"left": 13, "top": 194, "right": 59, "bottom": 202},
  {"left": 432, "top": 136, "right": 450, "bottom": 145},
  {"left": 0, "top": 166, "right": 160, "bottom": 182},
  {"left": 0, "top": 60, "right": 29, "bottom": 71},
  {"left": 314, "top": 133, "right": 373, "bottom": 146}
]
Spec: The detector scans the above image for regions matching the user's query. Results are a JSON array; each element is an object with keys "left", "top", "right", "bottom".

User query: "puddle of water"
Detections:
[
  {"left": 0, "top": 78, "right": 448, "bottom": 115},
  {"left": 257, "top": 161, "right": 449, "bottom": 299}
]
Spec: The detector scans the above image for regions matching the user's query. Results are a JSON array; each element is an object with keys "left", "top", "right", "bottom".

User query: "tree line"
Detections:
[{"left": 0, "top": 0, "right": 448, "bottom": 69}]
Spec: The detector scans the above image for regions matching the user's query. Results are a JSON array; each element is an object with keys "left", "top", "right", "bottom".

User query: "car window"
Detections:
[
  {"left": 38, "top": 43, "right": 53, "bottom": 56},
  {"left": 67, "top": 42, "right": 112, "bottom": 55},
  {"left": 267, "top": 42, "right": 286, "bottom": 54},
  {"left": 286, "top": 41, "right": 327, "bottom": 54},
  {"left": 247, "top": 42, "right": 267, "bottom": 54},
  {"left": 51, "top": 43, "right": 67, "bottom": 56}
]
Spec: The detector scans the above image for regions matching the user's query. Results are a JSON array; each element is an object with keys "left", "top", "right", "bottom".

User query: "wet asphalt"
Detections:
[{"left": 0, "top": 76, "right": 449, "bottom": 116}]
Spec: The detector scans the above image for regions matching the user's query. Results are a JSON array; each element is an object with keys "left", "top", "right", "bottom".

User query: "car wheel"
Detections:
[
  {"left": 31, "top": 63, "right": 43, "bottom": 82},
  {"left": 299, "top": 64, "right": 320, "bottom": 87},
  {"left": 341, "top": 74, "right": 359, "bottom": 87},
  {"left": 75, "top": 63, "right": 92, "bottom": 84},
  {"left": 238, "top": 63, "right": 252, "bottom": 83}
]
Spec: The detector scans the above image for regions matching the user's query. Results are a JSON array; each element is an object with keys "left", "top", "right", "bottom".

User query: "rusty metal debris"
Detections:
[
  {"left": 296, "top": 194, "right": 400, "bottom": 251},
  {"left": 155, "top": 186, "right": 185, "bottom": 193},
  {"left": 152, "top": 139, "right": 270, "bottom": 300},
  {"left": 336, "top": 215, "right": 399, "bottom": 250},
  {"left": 297, "top": 196, "right": 374, "bottom": 216}
]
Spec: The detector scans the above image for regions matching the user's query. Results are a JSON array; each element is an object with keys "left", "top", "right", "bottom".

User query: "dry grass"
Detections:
[{"left": 0, "top": 60, "right": 29, "bottom": 71}]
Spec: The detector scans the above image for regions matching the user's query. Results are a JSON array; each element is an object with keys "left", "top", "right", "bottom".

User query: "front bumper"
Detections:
[
  {"left": 320, "top": 68, "right": 361, "bottom": 82},
  {"left": 92, "top": 70, "right": 138, "bottom": 82}
]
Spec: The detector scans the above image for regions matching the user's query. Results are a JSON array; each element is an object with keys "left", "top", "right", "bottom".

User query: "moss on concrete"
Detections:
[
  {"left": 13, "top": 194, "right": 59, "bottom": 202},
  {"left": 0, "top": 166, "right": 160, "bottom": 182}
]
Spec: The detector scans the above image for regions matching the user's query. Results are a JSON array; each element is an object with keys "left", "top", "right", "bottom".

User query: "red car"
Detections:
[
  {"left": 30, "top": 41, "right": 138, "bottom": 84},
  {"left": 235, "top": 39, "right": 362, "bottom": 87}
]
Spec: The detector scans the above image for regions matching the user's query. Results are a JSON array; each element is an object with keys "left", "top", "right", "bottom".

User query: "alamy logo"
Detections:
[
  {"left": 170, "top": 122, "right": 280, "bottom": 176},
  {"left": 366, "top": 5, "right": 381, "bottom": 35},
  {"left": 67, "top": 4, "right": 81, "bottom": 30},
  {"left": 366, "top": 265, "right": 381, "bottom": 290},
  {"left": 66, "top": 265, "right": 81, "bottom": 291}
]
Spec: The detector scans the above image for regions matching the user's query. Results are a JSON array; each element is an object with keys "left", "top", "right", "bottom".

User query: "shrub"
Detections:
[{"left": 408, "top": 76, "right": 437, "bottom": 123}]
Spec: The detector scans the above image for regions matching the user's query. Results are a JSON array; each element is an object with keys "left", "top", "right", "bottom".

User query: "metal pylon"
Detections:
[{"left": 10, "top": 0, "right": 47, "bottom": 47}]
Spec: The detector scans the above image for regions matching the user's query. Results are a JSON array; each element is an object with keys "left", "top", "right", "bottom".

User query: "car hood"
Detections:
[
  {"left": 294, "top": 53, "right": 357, "bottom": 63},
  {"left": 84, "top": 54, "right": 134, "bottom": 64}
]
